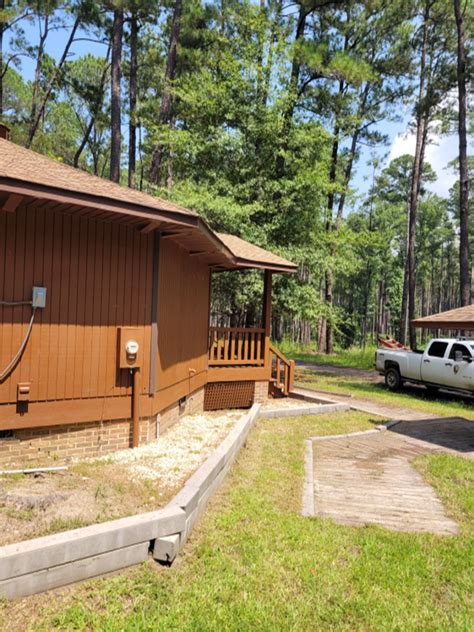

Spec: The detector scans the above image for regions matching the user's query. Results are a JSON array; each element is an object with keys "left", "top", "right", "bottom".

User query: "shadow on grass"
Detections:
[{"left": 296, "top": 368, "right": 474, "bottom": 421}]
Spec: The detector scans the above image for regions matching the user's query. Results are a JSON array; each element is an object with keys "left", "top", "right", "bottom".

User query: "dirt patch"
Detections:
[
  {"left": 296, "top": 361, "right": 381, "bottom": 381},
  {"left": 0, "top": 410, "right": 242, "bottom": 546}
]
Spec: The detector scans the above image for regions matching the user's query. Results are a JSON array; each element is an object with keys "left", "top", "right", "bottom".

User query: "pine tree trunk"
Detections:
[
  {"left": 27, "top": 15, "right": 80, "bottom": 147},
  {"left": 149, "top": 0, "right": 183, "bottom": 185},
  {"left": 336, "top": 82, "right": 370, "bottom": 219},
  {"left": 74, "top": 47, "right": 110, "bottom": 168},
  {"left": 275, "top": 4, "right": 306, "bottom": 180},
  {"left": 27, "top": 13, "right": 49, "bottom": 148},
  {"left": 323, "top": 103, "right": 343, "bottom": 354},
  {"left": 128, "top": 12, "right": 138, "bottom": 188},
  {"left": 454, "top": 0, "right": 470, "bottom": 306},
  {"left": 404, "top": 0, "right": 430, "bottom": 349},
  {"left": 110, "top": 8, "right": 123, "bottom": 183},
  {"left": 256, "top": 0, "right": 265, "bottom": 105},
  {"left": 325, "top": 269, "right": 334, "bottom": 353},
  {"left": 318, "top": 316, "right": 326, "bottom": 353},
  {"left": 399, "top": 255, "right": 409, "bottom": 344},
  {"left": 261, "top": 0, "right": 282, "bottom": 108}
]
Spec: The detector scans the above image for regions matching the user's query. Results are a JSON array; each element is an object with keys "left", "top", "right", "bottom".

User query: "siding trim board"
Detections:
[{"left": 149, "top": 231, "right": 161, "bottom": 395}]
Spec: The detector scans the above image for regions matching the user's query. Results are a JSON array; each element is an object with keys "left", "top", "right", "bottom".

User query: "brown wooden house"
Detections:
[{"left": 0, "top": 132, "right": 296, "bottom": 466}]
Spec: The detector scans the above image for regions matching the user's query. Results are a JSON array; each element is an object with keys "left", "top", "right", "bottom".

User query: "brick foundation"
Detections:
[
  {"left": 254, "top": 380, "right": 269, "bottom": 404},
  {"left": 0, "top": 388, "right": 204, "bottom": 469},
  {"left": 158, "top": 387, "right": 204, "bottom": 435}
]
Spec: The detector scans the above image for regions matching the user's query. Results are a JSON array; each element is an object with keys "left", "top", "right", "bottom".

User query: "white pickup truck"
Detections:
[{"left": 375, "top": 338, "right": 474, "bottom": 394}]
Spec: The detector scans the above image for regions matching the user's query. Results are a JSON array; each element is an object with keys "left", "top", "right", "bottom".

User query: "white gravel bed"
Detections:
[{"left": 94, "top": 411, "right": 243, "bottom": 485}]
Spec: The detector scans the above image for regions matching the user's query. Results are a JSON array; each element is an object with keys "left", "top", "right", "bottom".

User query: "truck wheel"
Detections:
[{"left": 385, "top": 367, "right": 401, "bottom": 391}]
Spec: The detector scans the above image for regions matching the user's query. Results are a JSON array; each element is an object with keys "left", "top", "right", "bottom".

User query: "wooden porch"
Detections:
[{"left": 207, "top": 272, "right": 295, "bottom": 395}]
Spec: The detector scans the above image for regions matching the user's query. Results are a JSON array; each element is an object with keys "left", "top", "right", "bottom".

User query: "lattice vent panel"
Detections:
[{"left": 204, "top": 381, "right": 255, "bottom": 411}]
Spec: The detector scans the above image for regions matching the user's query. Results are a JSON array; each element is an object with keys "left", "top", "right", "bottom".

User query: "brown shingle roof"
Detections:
[
  {"left": 217, "top": 233, "right": 297, "bottom": 272},
  {"left": 0, "top": 138, "right": 297, "bottom": 273},
  {"left": 412, "top": 305, "right": 474, "bottom": 329},
  {"left": 0, "top": 137, "right": 195, "bottom": 217}
]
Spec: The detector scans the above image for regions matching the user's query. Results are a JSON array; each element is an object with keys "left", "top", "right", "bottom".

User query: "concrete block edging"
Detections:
[
  {"left": 260, "top": 391, "right": 349, "bottom": 419},
  {"left": 0, "top": 403, "right": 261, "bottom": 600}
]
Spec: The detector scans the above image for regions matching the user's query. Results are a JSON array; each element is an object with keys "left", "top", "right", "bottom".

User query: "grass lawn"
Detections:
[
  {"left": 297, "top": 368, "right": 474, "bottom": 420},
  {"left": 278, "top": 341, "right": 377, "bottom": 371},
  {"left": 3, "top": 411, "right": 473, "bottom": 631}
]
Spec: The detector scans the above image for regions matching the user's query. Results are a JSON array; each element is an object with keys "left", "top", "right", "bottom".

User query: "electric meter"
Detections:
[
  {"left": 125, "top": 340, "right": 139, "bottom": 357},
  {"left": 117, "top": 327, "right": 143, "bottom": 368}
]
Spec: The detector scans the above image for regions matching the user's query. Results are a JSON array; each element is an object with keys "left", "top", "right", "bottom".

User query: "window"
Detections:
[
  {"left": 449, "top": 343, "right": 471, "bottom": 360},
  {"left": 427, "top": 341, "right": 448, "bottom": 358}
]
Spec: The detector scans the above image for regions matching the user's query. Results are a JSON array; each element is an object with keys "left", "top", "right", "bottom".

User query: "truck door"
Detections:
[
  {"left": 421, "top": 340, "right": 449, "bottom": 386},
  {"left": 444, "top": 342, "right": 474, "bottom": 391}
]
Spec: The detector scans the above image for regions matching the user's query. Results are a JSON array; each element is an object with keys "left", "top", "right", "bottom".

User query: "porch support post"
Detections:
[{"left": 263, "top": 271, "right": 272, "bottom": 376}]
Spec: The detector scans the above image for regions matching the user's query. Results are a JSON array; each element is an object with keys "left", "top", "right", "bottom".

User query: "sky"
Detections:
[
  {"left": 6, "top": 15, "right": 463, "bottom": 206},
  {"left": 351, "top": 118, "right": 460, "bottom": 202}
]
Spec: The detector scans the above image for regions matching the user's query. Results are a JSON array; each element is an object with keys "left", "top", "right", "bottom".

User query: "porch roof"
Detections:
[
  {"left": 412, "top": 305, "right": 474, "bottom": 330},
  {"left": 216, "top": 233, "right": 296, "bottom": 273},
  {"left": 0, "top": 137, "right": 296, "bottom": 274}
]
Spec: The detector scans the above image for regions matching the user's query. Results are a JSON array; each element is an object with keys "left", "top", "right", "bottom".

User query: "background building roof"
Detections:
[{"left": 412, "top": 305, "right": 474, "bottom": 330}]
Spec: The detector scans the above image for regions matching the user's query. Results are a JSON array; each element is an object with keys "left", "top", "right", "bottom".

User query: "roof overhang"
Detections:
[{"left": 0, "top": 177, "right": 297, "bottom": 274}]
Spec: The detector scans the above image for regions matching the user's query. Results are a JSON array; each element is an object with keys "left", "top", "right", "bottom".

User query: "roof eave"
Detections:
[
  {"left": 0, "top": 178, "right": 297, "bottom": 273},
  {"left": 212, "top": 259, "right": 297, "bottom": 274},
  {"left": 0, "top": 177, "right": 197, "bottom": 228},
  {"left": 233, "top": 258, "right": 298, "bottom": 273}
]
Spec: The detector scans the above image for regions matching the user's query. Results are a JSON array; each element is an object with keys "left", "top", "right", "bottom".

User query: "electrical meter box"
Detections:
[
  {"left": 32, "top": 286, "right": 47, "bottom": 308},
  {"left": 117, "top": 327, "right": 144, "bottom": 369}
]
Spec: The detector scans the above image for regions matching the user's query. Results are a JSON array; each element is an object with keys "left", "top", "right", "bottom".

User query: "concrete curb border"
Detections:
[
  {"left": 302, "top": 419, "right": 401, "bottom": 516},
  {"left": 0, "top": 404, "right": 261, "bottom": 600},
  {"left": 260, "top": 391, "right": 349, "bottom": 419},
  {"left": 301, "top": 439, "right": 314, "bottom": 517},
  {"left": 154, "top": 403, "right": 261, "bottom": 561}
]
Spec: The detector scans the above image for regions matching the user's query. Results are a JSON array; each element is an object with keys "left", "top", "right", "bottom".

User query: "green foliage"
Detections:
[{"left": 0, "top": 0, "right": 468, "bottom": 347}]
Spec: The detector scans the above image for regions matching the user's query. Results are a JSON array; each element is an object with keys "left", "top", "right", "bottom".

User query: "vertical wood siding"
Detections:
[
  {"left": 155, "top": 239, "right": 210, "bottom": 409},
  {"left": 0, "top": 203, "right": 153, "bottom": 406}
]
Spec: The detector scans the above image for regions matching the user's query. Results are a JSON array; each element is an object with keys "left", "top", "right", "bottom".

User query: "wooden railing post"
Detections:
[
  {"left": 268, "top": 343, "right": 295, "bottom": 397},
  {"left": 288, "top": 359, "right": 295, "bottom": 393},
  {"left": 263, "top": 271, "right": 272, "bottom": 378}
]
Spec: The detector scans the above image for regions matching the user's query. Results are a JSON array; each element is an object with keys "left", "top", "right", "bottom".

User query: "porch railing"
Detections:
[
  {"left": 209, "top": 327, "right": 266, "bottom": 366},
  {"left": 269, "top": 343, "right": 295, "bottom": 395}
]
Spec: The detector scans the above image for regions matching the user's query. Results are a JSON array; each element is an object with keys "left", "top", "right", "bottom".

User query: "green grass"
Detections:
[
  {"left": 297, "top": 368, "right": 474, "bottom": 420},
  {"left": 415, "top": 454, "right": 474, "bottom": 525},
  {"left": 4, "top": 411, "right": 473, "bottom": 632},
  {"left": 277, "top": 340, "right": 377, "bottom": 371}
]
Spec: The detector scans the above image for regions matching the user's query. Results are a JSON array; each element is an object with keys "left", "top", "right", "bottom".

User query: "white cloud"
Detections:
[{"left": 389, "top": 129, "right": 459, "bottom": 198}]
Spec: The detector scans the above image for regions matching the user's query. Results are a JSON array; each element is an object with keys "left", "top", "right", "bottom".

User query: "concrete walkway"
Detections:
[{"left": 306, "top": 418, "right": 473, "bottom": 535}]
